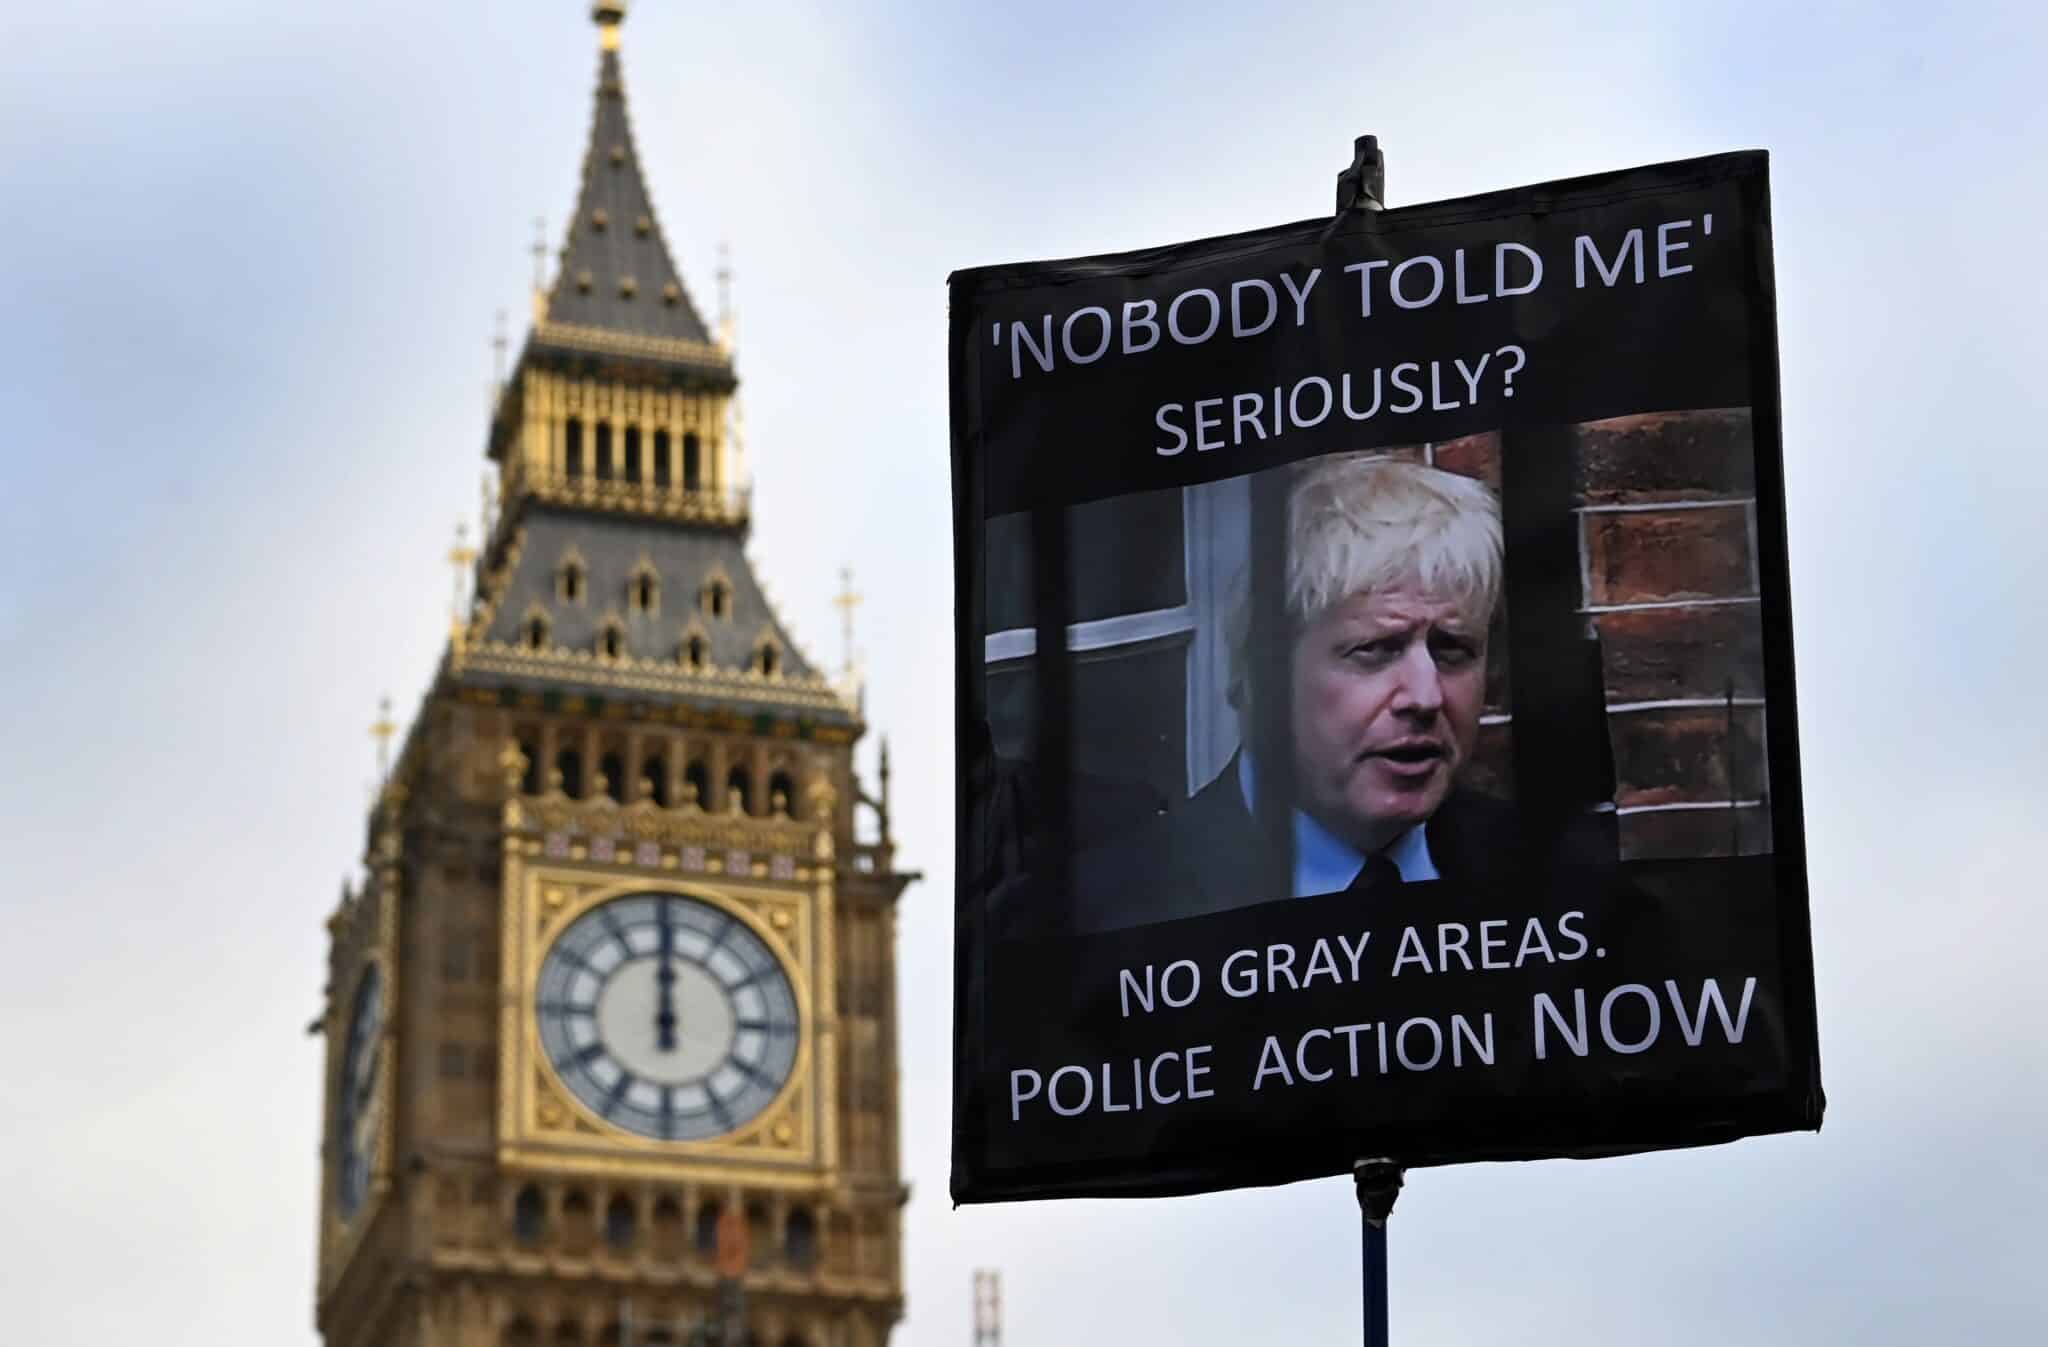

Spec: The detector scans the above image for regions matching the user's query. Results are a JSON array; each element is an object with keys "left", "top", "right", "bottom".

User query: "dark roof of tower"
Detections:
[
  {"left": 457, "top": 507, "right": 853, "bottom": 725},
  {"left": 543, "top": 39, "right": 714, "bottom": 347},
  {"left": 486, "top": 509, "right": 810, "bottom": 670}
]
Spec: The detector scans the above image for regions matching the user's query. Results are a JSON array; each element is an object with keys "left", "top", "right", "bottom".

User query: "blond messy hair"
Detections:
[{"left": 1226, "top": 455, "right": 1503, "bottom": 709}]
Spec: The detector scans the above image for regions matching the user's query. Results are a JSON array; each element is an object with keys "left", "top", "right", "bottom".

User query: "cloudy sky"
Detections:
[{"left": 4, "top": 0, "right": 2045, "bottom": 1342}]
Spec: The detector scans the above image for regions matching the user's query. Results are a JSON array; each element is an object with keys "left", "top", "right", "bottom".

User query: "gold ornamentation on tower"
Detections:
[{"left": 369, "top": 695, "right": 396, "bottom": 780}]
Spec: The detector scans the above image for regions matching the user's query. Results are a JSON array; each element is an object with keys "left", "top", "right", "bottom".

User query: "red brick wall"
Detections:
[
  {"left": 1404, "top": 409, "right": 1770, "bottom": 860},
  {"left": 1577, "top": 409, "right": 1769, "bottom": 859}
]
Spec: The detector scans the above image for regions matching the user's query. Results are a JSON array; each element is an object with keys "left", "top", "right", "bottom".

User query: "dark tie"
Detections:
[{"left": 1348, "top": 852, "right": 1402, "bottom": 894}]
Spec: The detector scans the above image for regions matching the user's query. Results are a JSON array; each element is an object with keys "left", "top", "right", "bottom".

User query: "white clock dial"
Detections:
[
  {"left": 334, "top": 965, "right": 383, "bottom": 1219},
  {"left": 536, "top": 893, "right": 800, "bottom": 1141}
]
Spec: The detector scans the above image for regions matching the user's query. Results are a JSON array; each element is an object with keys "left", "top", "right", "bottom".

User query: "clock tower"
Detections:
[{"left": 313, "top": 7, "right": 913, "bottom": 1345}]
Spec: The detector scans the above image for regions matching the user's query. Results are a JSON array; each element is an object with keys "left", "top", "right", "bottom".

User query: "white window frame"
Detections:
[{"left": 983, "top": 477, "right": 1248, "bottom": 797}]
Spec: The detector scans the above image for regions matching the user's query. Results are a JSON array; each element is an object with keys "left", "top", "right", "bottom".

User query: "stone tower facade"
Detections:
[{"left": 312, "top": 8, "right": 912, "bottom": 1346}]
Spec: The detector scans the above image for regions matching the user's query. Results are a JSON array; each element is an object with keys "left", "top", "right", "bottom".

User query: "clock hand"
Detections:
[{"left": 655, "top": 901, "right": 678, "bottom": 1051}]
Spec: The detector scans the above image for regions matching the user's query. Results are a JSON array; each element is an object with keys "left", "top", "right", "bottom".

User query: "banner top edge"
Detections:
[{"left": 946, "top": 148, "right": 1769, "bottom": 298}]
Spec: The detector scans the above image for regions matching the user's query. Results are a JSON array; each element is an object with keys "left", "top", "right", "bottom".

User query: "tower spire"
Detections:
[{"left": 541, "top": 0, "right": 715, "bottom": 351}]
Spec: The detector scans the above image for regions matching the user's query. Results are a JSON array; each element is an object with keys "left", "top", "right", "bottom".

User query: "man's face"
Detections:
[{"left": 1287, "top": 583, "right": 1488, "bottom": 853}]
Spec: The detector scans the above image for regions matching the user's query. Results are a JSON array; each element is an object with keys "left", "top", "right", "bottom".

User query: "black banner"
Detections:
[{"left": 951, "top": 150, "right": 1820, "bottom": 1202}]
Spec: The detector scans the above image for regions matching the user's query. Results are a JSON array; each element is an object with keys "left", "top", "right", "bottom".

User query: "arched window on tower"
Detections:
[
  {"left": 640, "top": 754, "right": 669, "bottom": 807},
  {"left": 598, "top": 619, "right": 624, "bottom": 660},
  {"left": 524, "top": 614, "right": 550, "bottom": 650},
  {"left": 784, "top": 1205, "right": 819, "bottom": 1272},
  {"left": 630, "top": 563, "right": 659, "bottom": 615},
  {"left": 519, "top": 737, "right": 541, "bottom": 795},
  {"left": 683, "top": 433, "right": 702, "bottom": 490},
  {"left": 726, "top": 765, "right": 753, "bottom": 816},
  {"left": 555, "top": 748, "right": 584, "bottom": 798},
  {"left": 653, "top": 430, "right": 672, "bottom": 487},
  {"left": 513, "top": 1184, "right": 545, "bottom": 1245},
  {"left": 623, "top": 426, "right": 643, "bottom": 484},
  {"left": 769, "top": 769, "right": 798, "bottom": 818},
  {"left": 683, "top": 760, "right": 710, "bottom": 809},
  {"left": 683, "top": 634, "right": 708, "bottom": 670},
  {"left": 692, "top": 1199, "right": 722, "bottom": 1258},
  {"left": 755, "top": 643, "right": 780, "bottom": 678},
  {"left": 565, "top": 417, "right": 584, "bottom": 479},
  {"left": 595, "top": 422, "right": 614, "bottom": 481},
  {"left": 702, "top": 577, "right": 731, "bottom": 620},
  {"left": 598, "top": 753, "right": 625, "bottom": 804},
  {"left": 600, "top": 1194, "right": 636, "bottom": 1252},
  {"left": 558, "top": 553, "right": 587, "bottom": 604}
]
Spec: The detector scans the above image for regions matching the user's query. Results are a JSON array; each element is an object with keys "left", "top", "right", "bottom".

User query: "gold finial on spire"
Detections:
[
  {"left": 594, "top": 1, "right": 626, "bottom": 49},
  {"left": 832, "top": 565, "right": 863, "bottom": 682},
  {"left": 448, "top": 521, "right": 478, "bottom": 637},
  {"left": 370, "top": 695, "right": 398, "bottom": 780},
  {"left": 530, "top": 216, "right": 550, "bottom": 322},
  {"left": 716, "top": 241, "right": 734, "bottom": 348},
  {"left": 715, "top": 242, "right": 740, "bottom": 356},
  {"left": 878, "top": 735, "right": 894, "bottom": 841}
]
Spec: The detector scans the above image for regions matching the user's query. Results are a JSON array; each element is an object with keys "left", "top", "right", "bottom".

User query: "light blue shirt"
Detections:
[{"left": 1237, "top": 752, "right": 1439, "bottom": 896}]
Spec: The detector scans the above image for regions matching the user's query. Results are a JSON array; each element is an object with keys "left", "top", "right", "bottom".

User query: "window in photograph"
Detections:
[{"left": 983, "top": 477, "right": 1247, "bottom": 803}]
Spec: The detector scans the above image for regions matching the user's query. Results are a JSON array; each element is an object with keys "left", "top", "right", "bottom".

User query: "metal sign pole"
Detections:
[
  {"left": 1354, "top": 1159, "right": 1405, "bottom": 1347},
  {"left": 1335, "top": 131, "right": 1400, "bottom": 1347},
  {"left": 1335, "top": 134, "right": 1386, "bottom": 216}
]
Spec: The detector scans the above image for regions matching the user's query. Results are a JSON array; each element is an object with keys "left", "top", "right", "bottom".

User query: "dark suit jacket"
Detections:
[{"left": 1070, "top": 754, "right": 1526, "bottom": 933}]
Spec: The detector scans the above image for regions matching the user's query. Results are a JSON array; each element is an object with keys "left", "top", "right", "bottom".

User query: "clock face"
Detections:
[
  {"left": 536, "top": 893, "right": 800, "bottom": 1141},
  {"left": 334, "top": 964, "right": 384, "bottom": 1219}
]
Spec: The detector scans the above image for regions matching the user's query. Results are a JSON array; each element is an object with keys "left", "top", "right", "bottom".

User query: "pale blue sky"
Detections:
[{"left": 3, "top": 1, "right": 2045, "bottom": 1342}]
